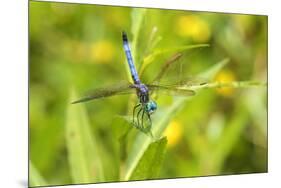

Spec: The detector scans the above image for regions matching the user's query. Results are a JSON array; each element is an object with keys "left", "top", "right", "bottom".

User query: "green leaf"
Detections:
[
  {"left": 124, "top": 98, "right": 187, "bottom": 180},
  {"left": 123, "top": 57, "right": 228, "bottom": 181},
  {"left": 129, "top": 137, "right": 167, "bottom": 180},
  {"left": 139, "top": 44, "right": 210, "bottom": 76},
  {"left": 66, "top": 89, "right": 104, "bottom": 183},
  {"left": 29, "top": 161, "right": 47, "bottom": 187}
]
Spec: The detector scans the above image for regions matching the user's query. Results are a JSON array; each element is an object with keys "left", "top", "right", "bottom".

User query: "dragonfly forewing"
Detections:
[{"left": 71, "top": 82, "right": 136, "bottom": 104}]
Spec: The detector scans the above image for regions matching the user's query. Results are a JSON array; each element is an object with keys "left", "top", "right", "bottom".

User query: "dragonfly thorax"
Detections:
[{"left": 135, "top": 83, "right": 150, "bottom": 103}]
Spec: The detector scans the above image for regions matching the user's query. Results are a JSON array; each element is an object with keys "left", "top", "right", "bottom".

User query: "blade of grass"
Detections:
[
  {"left": 199, "top": 58, "right": 230, "bottom": 80},
  {"left": 29, "top": 161, "right": 47, "bottom": 187},
  {"left": 144, "top": 26, "right": 162, "bottom": 56},
  {"left": 129, "top": 137, "right": 167, "bottom": 180},
  {"left": 124, "top": 57, "right": 228, "bottom": 181},
  {"left": 131, "top": 8, "right": 147, "bottom": 67},
  {"left": 66, "top": 89, "right": 104, "bottom": 183},
  {"left": 211, "top": 102, "right": 249, "bottom": 172}
]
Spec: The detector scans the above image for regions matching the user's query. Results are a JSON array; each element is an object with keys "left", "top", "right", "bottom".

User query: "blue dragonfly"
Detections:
[{"left": 72, "top": 31, "right": 196, "bottom": 133}]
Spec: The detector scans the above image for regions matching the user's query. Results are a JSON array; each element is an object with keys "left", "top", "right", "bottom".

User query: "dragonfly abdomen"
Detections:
[{"left": 122, "top": 31, "right": 140, "bottom": 84}]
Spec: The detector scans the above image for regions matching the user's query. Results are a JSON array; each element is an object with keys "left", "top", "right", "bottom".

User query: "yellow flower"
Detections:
[
  {"left": 214, "top": 69, "right": 236, "bottom": 97},
  {"left": 164, "top": 120, "right": 183, "bottom": 148},
  {"left": 175, "top": 15, "right": 211, "bottom": 43},
  {"left": 90, "top": 41, "right": 115, "bottom": 63}
]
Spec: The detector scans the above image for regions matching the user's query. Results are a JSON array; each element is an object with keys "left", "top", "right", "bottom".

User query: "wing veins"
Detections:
[
  {"left": 72, "top": 83, "right": 135, "bottom": 104},
  {"left": 147, "top": 84, "right": 195, "bottom": 96}
]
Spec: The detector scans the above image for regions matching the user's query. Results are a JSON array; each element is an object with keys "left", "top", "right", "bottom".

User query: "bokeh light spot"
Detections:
[
  {"left": 214, "top": 69, "right": 236, "bottom": 97},
  {"left": 175, "top": 15, "right": 211, "bottom": 43},
  {"left": 91, "top": 41, "right": 115, "bottom": 63},
  {"left": 164, "top": 120, "right": 183, "bottom": 148}
]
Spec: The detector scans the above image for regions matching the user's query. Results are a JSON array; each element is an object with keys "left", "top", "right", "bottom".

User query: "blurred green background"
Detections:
[{"left": 29, "top": 1, "right": 267, "bottom": 187}]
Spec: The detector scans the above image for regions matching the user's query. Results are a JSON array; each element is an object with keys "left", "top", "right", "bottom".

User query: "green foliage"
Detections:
[
  {"left": 124, "top": 98, "right": 186, "bottom": 180},
  {"left": 66, "top": 90, "right": 105, "bottom": 183},
  {"left": 123, "top": 57, "right": 231, "bottom": 180},
  {"left": 29, "top": 1, "right": 267, "bottom": 187},
  {"left": 129, "top": 137, "right": 168, "bottom": 180},
  {"left": 211, "top": 102, "right": 249, "bottom": 172}
]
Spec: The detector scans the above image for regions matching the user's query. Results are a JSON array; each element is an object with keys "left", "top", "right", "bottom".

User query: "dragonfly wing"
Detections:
[
  {"left": 169, "top": 76, "right": 208, "bottom": 87},
  {"left": 72, "top": 82, "right": 136, "bottom": 104},
  {"left": 151, "top": 53, "right": 183, "bottom": 83},
  {"left": 152, "top": 76, "right": 209, "bottom": 88},
  {"left": 147, "top": 84, "right": 196, "bottom": 96}
]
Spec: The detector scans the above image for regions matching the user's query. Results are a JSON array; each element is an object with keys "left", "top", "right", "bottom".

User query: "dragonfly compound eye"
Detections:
[{"left": 146, "top": 101, "right": 157, "bottom": 114}]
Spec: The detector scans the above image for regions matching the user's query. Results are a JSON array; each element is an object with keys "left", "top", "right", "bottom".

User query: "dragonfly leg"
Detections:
[
  {"left": 133, "top": 103, "right": 141, "bottom": 124},
  {"left": 144, "top": 112, "right": 154, "bottom": 137},
  {"left": 136, "top": 107, "right": 143, "bottom": 129},
  {"left": 147, "top": 113, "right": 152, "bottom": 129},
  {"left": 141, "top": 109, "right": 145, "bottom": 130}
]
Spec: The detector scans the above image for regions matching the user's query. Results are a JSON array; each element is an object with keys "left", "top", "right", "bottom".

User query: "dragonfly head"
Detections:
[{"left": 145, "top": 101, "right": 157, "bottom": 114}]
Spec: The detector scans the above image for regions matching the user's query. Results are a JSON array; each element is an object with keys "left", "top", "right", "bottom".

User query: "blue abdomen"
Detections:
[{"left": 122, "top": 31, "right": 140, "bottom": 84}]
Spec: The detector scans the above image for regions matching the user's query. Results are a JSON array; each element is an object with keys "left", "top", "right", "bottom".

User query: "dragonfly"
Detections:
[{"left": 72, "top": 31, "right": 196, "bottom": 133}]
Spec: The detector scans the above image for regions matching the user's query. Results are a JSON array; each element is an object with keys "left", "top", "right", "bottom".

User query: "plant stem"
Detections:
[{"left": 187, "top": 81, "right": 267, "bottom": 90}]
